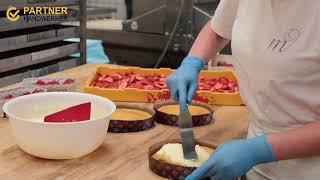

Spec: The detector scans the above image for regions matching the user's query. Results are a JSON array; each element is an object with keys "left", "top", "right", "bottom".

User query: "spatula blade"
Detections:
[{"left": 179, "top": 108, "right": 198, "bottom": 160}]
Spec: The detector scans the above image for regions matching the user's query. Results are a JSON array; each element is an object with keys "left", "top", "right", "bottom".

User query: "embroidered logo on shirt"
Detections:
[{"left": 267, "top": 29, "right": 300, "bottom": 52}]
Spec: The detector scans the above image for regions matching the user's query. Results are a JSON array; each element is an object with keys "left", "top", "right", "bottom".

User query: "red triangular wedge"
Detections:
[{"left": 44, "top": 102, "right": 91, "bottom": 123}]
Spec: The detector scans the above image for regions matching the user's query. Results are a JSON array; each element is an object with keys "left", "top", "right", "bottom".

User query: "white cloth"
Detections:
[{"left": 211, "top": 0, "right": 320, "bottom": 180}]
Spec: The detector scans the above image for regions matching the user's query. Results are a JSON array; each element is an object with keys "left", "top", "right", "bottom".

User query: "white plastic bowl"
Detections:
[{"left": 3, "top": 92, "right": 116, "bottom": 159}]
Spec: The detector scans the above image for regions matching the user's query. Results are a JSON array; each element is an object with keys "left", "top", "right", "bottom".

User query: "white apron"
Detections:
[{"left": 212, "top": 0, "right": 320, "bottom": 179}]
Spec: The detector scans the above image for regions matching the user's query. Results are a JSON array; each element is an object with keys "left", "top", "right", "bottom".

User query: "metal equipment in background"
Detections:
[{"left": 87, "top": 0, "right": 231, "bottom": 68}]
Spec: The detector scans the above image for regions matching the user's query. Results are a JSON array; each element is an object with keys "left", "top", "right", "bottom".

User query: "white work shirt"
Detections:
[{"left": 212, "top": 0, "right": 320, "bottom": 179}]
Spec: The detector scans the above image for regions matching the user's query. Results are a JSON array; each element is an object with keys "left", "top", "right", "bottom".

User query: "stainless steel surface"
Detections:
[
  {"left": 179, "top": 108, "right": 198, "bottom": 160},
  {"left": 123, "top": 5, "right": 166, "bottom": 34},
  {"left": 132, "top": 0, "right": 165, "bottom": 18}
]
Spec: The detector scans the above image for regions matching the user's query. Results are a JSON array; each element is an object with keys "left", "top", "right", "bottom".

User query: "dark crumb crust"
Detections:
[
  {"left": 148, "top": 139, "right": 216, "bottom": 180},
  {"left": 153, "top": 100, "right": 214, "bottom": 127},
  {"left": 108, "top": 104, "right": 155, "bottom": 133}
]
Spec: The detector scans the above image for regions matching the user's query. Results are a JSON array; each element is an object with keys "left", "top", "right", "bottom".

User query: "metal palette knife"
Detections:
[{"left": 179, "top": 106, "right": 198, "bottom": 160}]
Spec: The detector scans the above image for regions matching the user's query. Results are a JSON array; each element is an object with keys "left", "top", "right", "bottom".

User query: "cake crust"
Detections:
[
  {"left": 154, "top": 100, "right": 214, "bottom": 127},
  {"left": 108, "top": 104, "right": 155, "bottom": 133},
  {"left": 112, "top": 108, "right": 152, "bottom": 121},
  {"left": 157, "top": 105, "right": 210, "bottom": 116}
]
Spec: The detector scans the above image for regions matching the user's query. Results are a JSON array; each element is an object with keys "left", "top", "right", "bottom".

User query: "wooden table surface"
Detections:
[{"left": 0, "top": 64, "right": 250, "bottom": 180}]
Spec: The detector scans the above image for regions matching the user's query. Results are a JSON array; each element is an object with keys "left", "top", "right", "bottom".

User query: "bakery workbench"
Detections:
[{"left": 0, "top": 64, "right": 250, "bottom": 180}]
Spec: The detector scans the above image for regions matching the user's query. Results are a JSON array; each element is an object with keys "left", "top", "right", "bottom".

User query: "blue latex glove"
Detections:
[
  {"left": 166, "top": 56, "right": 204, "bottom": 111},
  {"left": 186, "top": 135, "right": 276, "bottom": 180}
]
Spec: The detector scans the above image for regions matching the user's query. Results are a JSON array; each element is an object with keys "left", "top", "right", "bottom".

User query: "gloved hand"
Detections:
[
  {"left": 166, "top": 56, "right": 204, "bottom": 111},
  {"left": 186, "top": 134, "right": 276, "bottom": 180}
]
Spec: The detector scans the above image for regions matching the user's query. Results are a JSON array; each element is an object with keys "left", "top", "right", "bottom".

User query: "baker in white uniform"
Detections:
[{"left": 166, "top": 0, "right": 320, "bottom": 180}]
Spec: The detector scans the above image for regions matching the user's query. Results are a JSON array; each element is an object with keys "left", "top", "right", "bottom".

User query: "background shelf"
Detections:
[
  {"left": 0, "top": 25, "right": 79, "bottom": 52},
  {"left": 0, "top": 0, "right": 86, "bottom": 88}
]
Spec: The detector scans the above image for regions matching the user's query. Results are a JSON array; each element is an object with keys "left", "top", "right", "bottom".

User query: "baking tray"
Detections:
[
  {"left": 0, "top": 33, "right": 27, "bottom": 50},
  {"left": 58, "top": 57, "right": 80, "bottom": 71},
  {"left": 0, "top": 41, "right": 79, "bottom": 73},
  {"left": 0, "top": 25, "right": 79, "bottom": 52},
  {"left": 56, "top": 25, "right": 79, "bottom": 37},
  {"left": 0, "top": 70, "right": 30, "bottom": 88},
  {"left": 0, "top": 54, "right": 32, "bottom": 73},
  {"left": 30, "top": 64, "right": 59, "bottom": 78},
  {"left": 84, "top": 66, "right": 244, "bottom": 106},
  {"left": 31, "top": 41, "right": 79, "bottom": 62},
  {"left": 28, "top": 29, "right": 56, "bottom": 42}
]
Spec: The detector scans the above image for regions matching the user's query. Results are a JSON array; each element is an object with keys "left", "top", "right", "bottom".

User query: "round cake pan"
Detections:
[
  {"left": 148, "top": 139, "right": 216, "bottom": 180},
  {"left": 153, "top": 100, "right": 214, "bottom": 127},
  {"left": 108, "top": 104, "right": 155, "bottom": 133}
]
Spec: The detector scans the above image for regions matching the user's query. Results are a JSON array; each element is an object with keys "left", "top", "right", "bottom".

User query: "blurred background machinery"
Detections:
[{"left": 85, "top": 0, "right": 231, "bottom": 68}]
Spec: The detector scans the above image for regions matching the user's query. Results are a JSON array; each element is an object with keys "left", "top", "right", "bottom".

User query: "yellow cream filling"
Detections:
[{"left": 153, "top": 143, "right": 214, "bottom": 167}]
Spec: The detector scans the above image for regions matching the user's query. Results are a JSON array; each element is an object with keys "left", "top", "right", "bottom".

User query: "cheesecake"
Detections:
[{"left": 152, "top": 143, "right": 213, "bottom": 167}]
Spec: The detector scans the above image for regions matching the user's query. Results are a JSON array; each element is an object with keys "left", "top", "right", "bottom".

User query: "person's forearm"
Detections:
[
  {"left": 269, "top": 121, "right": 320, "bottom": 160},
  {"left": 188, "top": 21, "right": 230, "bottom": 63}
]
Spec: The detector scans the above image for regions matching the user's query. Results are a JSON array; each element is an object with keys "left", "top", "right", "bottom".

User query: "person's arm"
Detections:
[
  {"left": 188, "top": 21, "right": 230, "bottom": 63},
  {"left": 166, "top": 0, "right": 238, "bottom": 110},
  {"left": 165, "top": 22, "right": 229, "bottom": 110},
  {"left": 186, "top": 121, "right": 320, "bottom": 180},
  {"left": 269, "top": 121, "right": 320, "bottom": 160}
]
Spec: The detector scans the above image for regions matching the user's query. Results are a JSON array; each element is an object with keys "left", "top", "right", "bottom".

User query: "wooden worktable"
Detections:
[{"left": 0, "top": 64, "right": 250, "bottom": 180}]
